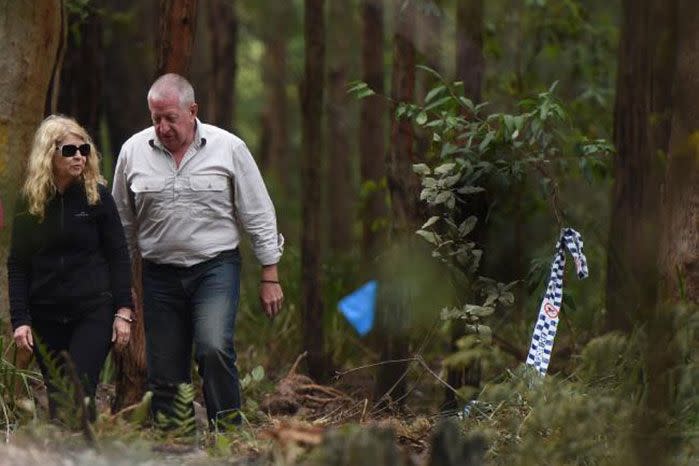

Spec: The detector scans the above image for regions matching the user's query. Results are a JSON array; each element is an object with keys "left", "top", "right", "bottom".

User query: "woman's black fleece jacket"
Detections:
[{"left": 7, "top": 182, "right": 133, "bottom": 330}]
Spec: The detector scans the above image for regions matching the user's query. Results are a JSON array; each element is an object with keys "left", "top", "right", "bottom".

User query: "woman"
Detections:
[{"left": 7, "top": 115, "right": 133, "bottom": 421}]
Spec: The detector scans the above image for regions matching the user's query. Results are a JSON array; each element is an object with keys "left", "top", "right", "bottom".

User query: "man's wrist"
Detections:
[{"left": 261, "top": 264, "right": 279, "bottom": 282}]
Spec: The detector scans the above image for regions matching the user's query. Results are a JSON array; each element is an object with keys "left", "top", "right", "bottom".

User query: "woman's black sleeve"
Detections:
[
  {"left": 7, "top": 199, "right": 33, "bottom": 330},
  {"left": 97, "top": 186, "right": 133, "bottom": 311}
]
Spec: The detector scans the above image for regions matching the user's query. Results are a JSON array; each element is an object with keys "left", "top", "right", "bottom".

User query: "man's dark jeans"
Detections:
[{"left": 142, "top": 249, "right": 242, "bottom": 428}]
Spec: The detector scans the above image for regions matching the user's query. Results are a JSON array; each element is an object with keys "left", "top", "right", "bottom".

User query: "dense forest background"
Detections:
[{"left": 0, "top": 0, "right": 696, "bottom": 465}]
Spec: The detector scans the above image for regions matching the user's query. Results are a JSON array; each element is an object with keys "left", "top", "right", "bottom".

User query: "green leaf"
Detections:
[
  {"left": 252, "top": 365, "right": 265, "bottom": 382},
  {"left": 458, "top": 216, "right": 478, "bottom": 236},
  {"left": 416, "top": 111, "right": 428, "bottom": 125},
  {"left": 457, "top": 185, "right": 485, "bottom": 195},
  {"left": 433, "top": 190, "right": 452, "bottom": 205},
  {"left": 421, "top": 216, "right": 440, "bottom": 229},
  {"left": 424, "top": 85, "right": 446, "bottom": 104},
  {"left": 479, "top": 131, "right": 496, "bottom": 152},
  {"left": 434, "top": 162, "right": 456, "bottom": 175},
  {"left": 416, "top": 229, "right": 438, "bottom": 245},
  {"left": 356, "top": 88, "right": 375, "bottom": 99},
  {"left": 416, "top": 64, "right": 442, "bottom": 80},
  {"left": 413, "top": 163, "right": 431, "bottom": 175},
  {"left": 425, "top": 96, "right": 452, "bottom": 111},
  {"left": 464, "top": 304, "right": 495, "bottom": 317}
]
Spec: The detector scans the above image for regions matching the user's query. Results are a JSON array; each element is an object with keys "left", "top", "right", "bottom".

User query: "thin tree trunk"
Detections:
[
  {"left": 444, "top": 0, "right": 485, "bottom": 411},
  {"left": 386, "top": 1, "right": 418, "bottom": 236},
  {"left": 417, "top": 0, "right": 443, "bottom": 98},
  {"left": 455, "top": 0, "right": 484, "bottom": 102},
  {"left": 326, "top": 0, "right": 355, "bottom": 254},
  {"left": 156, "top": 0, "right": 199, "bottom": 77},
  {"left": 606, "top": 0, "right": 676, "bottom": 333},
  {"left": 301, "top": 0, "right": 327, "bottom": 382},
  {"left": 0, "top": 0, "right": 63, "bottom": 376},
  {"left": 205, "top": 0, "right": 237, "bottom": 130},
  {"left": 260, "top": 31, "right": 290, "bottom": 177},
  {"left": 360, "top": 0, "right": 388, "bottom": 266},
  {"left": 58, "top": 3, "right": 102, "bottom": 137},
  {"left": 374, "top": 0, "right": 418, "bottom": 406}
]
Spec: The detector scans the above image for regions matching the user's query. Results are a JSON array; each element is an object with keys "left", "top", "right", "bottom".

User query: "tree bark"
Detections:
[
  {"left": 57, "top": 3, "right": 102, "bottom": 137},
  {"left": 113, "top": 0, "right": 200, "bottom": 411},
  {"left": 374, "top": 0, "right": 418, "bottom": 406},
  {"left": 661, "top": 0, "right": 699, "bottom": 305},
  {"left": 606, "top": 0, "right": 676, "bottom": 332},
  {"left": 326, "top": 0, "right": 355, "bottom": 254},
  {"left": 0, "top": 0, "right": 64, "bottom": 372},
  {"left": 444, "top": 0, "right": 485, "bottom": 411},
  {"left": 204, "top": 0, "right": 237, "bottom": 130},
  {"left": 360, "top": 0, "right": 388, "bottom": 266},
  {"left": 386, "top": 0, "right": 418, "bottom": 236},
  {"left": 258, "top": 2, "right": 292, "bottom": 180},
  {"left": 102, "top": 1, "right": 155, "bottom": 156},
  {"left": 301, "top": 0, "right": 328, "bottom": 381},
  {"left": 155, "top": 0, "right": 199, "bottom": 78}
]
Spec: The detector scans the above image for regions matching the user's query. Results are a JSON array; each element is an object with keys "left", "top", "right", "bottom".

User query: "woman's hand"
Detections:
[
  {"left": 112, "top": 308, "right": 133, "bottom": 351},
  {"left": 13, "top": 325, "right": 33, "bottom": 351}
]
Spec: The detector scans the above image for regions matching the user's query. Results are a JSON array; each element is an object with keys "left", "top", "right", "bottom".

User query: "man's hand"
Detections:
[
  {"left": 260, "top": 264, "right": 283, "bottom": 320},
  {"left": 13, "top": 325, "right": 33, "bottom": 351}
]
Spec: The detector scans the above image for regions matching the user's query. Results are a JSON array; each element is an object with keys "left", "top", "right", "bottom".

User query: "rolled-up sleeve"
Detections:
[{"left": 232, "top": 142, "right": 284, "bottom": 265}]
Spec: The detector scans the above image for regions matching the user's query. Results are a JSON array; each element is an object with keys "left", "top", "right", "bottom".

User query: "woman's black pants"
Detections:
[{"left": 32, "top": 301, "right": 113, "bottom": 422}]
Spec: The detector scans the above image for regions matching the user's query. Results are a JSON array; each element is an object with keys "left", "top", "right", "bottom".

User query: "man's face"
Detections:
[{"left": 148, "top": 92, "right": 197, "bottom": 154}]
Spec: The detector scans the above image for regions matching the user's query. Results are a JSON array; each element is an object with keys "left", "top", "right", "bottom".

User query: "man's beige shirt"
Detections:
[{"left": 112, "top": 120, "right": 283, "bottom": 267}]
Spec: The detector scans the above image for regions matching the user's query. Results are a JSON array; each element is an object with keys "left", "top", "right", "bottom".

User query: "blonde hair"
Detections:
[{"left": 23, "top": 115, "right": 105, "bottom": 220}]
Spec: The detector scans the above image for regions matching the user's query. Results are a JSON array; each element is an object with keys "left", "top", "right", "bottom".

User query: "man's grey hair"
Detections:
[{"left": 147, "top": 73, "right": 196, "bottom": 107}]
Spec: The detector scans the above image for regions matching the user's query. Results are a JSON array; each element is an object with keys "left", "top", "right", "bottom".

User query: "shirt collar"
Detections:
[{"left": 147, "top": 118, "right": 207, "bottom": 152}]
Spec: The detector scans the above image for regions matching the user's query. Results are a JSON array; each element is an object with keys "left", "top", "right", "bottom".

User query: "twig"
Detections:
[
  {"left": 415, "top": 355, "right": 461, "bottom": 396},
  {"left": 334, "top": 357, "right": 418, "bottom": 378},
  {"left": 287, "top": 351, "right": 308, "bottom": 377}
]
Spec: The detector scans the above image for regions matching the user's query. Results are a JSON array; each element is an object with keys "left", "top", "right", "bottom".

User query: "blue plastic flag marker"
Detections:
[{"left": 338, "top": 280, "right": 378, "bottom": 336}]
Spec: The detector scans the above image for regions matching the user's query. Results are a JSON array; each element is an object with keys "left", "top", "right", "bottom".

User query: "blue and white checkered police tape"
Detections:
[{"left": 526, "top": 228, "right": 588, "bottom": 376}]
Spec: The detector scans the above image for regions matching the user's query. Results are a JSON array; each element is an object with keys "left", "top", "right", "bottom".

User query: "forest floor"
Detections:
[{"left": 1, "top": 353, "right": 462, "bottom": 466}]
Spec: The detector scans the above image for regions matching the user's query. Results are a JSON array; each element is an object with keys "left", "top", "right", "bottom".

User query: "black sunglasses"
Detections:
[{"left": 58, "top": 143, "right": 91, "bottom": 157}]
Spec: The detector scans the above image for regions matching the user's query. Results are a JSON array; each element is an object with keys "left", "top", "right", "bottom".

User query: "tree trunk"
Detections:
[
  {"left": 0, "top": 0, "right": 63, "bottom": 372},
  {"left": 455, "top": 0, "right": 484, "bottom": 102},
  {"left": 155, "top": 0, "right": 199, "bottom": 77},
  {"left": 444, "top": 0, "right": 485, "bottom": 411},
  {"left": 386, "top": 0, "right": 418, "bottom": 236},
  {"left": 205, "top": 0, "right": 237, "bottom": 130},
  {"left": 326, "top": 0, "right": 355, "bottom": 254},
  {"left": 258, "top": 2, "right": 292, "bottom": 182},
  {"left": 606, "top": 0, "right": 676, "bottom": 332},
  {"left": 113, "top": 0, "right": 200, "bottom": 411},
  {"left": 417, "top": 0, "right": 443, "bottom": 98},
  {"left": 57, "top": 3, "right": 102, "bottom": 137},
  {"left": 360, "top": 0, "right": 388, "bottom": 266},
  {"left": 112, "top": 260, "right": 148, "bottom": 410},
  {"left": 661, "top": 0, "right": 699, "bottom": 305},
  {"left": 374, "top": 0, "right": 418, "bottom": 406},
  {"left": 301, "top": 0, "right": 327, "bottom": 381},
  {"left": 102, "top": 1, "right": 155, "bottom": 156}
]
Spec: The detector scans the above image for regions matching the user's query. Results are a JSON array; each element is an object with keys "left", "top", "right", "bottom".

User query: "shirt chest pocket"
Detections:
[
  {"left": 131, "top": 177, "right": 167, "bottom": 194},
  {"left": 189, "top": 175, "right": 228, "bottom": 192},
  {"left": 187, "top": 175, "right": 230, "bottom": 218},
  {"left": 130, "top": 177, "right": 169, "bottom": 218}
]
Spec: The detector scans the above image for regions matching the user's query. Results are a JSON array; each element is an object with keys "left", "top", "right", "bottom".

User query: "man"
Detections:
[{"left": 112, "top": 73, "right": 284, "bottom": 428}]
